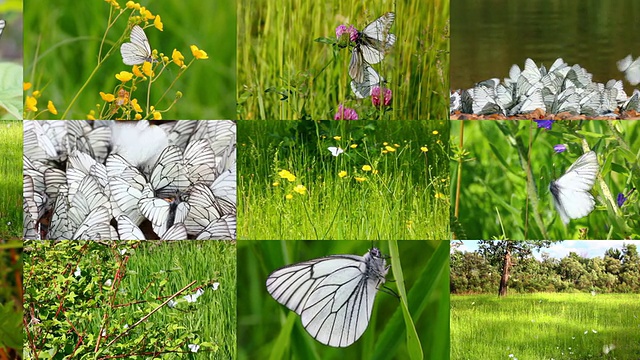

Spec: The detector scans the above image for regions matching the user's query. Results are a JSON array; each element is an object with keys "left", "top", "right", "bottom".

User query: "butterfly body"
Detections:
[
  {"left": 549, "top": 151, "right": 598, "bottom": 224},
  {"left": 349, "top": 13, "right": 396, "bottom": 83}
]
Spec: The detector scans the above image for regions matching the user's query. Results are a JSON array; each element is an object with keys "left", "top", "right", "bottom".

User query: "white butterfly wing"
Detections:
[
  {"left": 360, "top": 12, "right": 396, "bottom": 65},
  {"left": 550, "top": 151, "right": 598, "bottom": 224},
  {"left": 120, "top": 25, "right": 152, "bottom": 66},
  {"left": 327, "top": 147, "right": 344, "bottom": 157},
  {"left": 617, "top": 55, "right": 640, "bottom": 86},
  {"left": 350, "top": 65, "right": 382, "bottom": 99},
  {"left": 117, "top": 214, "right": 146, "bottom": 240}
]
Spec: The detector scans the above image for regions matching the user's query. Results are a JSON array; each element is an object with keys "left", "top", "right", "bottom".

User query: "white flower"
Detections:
[{"left": 74, "top": 266, "right": 81, "bottom": 277}]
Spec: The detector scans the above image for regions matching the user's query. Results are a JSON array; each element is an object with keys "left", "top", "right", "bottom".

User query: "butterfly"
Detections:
[
  {"left": 350, "top": 65, "right": 384, "bottom": 99},
  {"left": 327, "top": 146, "right": 344, "bottom": 157},
  {"left": 617, "top": 55, "right": 640, "bottom": 86},
  {"left": 120, "top": 25, "right": 153, "bottom": 66},
  {"left": 266, "top": 247, "right": 389, "bottom": 347},
  {"left": 549, "top": 151, "right": 598, "bottom": 224},
  {"left": 349, "top": 12, "right": 396, "bottom": 83},
  {"left": 0, "top": 19, "right": 5, "bottom": 38}
]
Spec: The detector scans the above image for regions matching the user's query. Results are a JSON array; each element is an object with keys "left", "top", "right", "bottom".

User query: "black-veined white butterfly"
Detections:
[
  {"left": 617, "top": 55, "right": 640, "bottom": 86},
  {"left": 549, "top": 151, "right": 598, "bottom": 224},
  {"left": 120, "top": 25, "right": 153, "bottom": 66},
  {"left": 0, "top": 20, "right": 5, "bottom": 38},
  {"left": 349, "top": 13, "right": 396, "bottom": 83},
  {"left": 266, "top": 247, "right": 390, "bottom": 347},
  {"left": 350, "top": 65, "right": 383, "bottom": 99},
  {"left": 327, "top": 146, "right": 344, "bottom": 157}
]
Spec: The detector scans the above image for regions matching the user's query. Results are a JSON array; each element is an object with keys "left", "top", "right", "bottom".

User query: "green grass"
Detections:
[
  {"left": 237, "top": 0, "right": 449, "bottom": 120},
  {"left": 23, "top": 240, "right": 236, "bottom": 359},
  {"left": 0, "top": 120, "right": 22, "bottom": 239},
  {"left": 237, "top": 240, "right": 450, "bottom": 360},
  {"left": 451, "top": 293, "right": 640, "bottom": 359},
  {"left": 451, "top": 120, "right": 640, "bottom": 240},
  {"left": 238, "top": 120, "right": 450, "bottom": 240},
  {"left": 24, "top": 0, "right": 235, "bottom": 120}
]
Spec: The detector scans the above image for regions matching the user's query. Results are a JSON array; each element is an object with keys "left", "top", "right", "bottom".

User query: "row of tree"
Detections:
[{"left": 450, "top": 241, "right": 640, "bottom": 295}]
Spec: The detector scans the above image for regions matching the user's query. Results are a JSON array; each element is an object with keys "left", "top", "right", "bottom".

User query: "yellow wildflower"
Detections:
[
  {"left": 152, "top": 111, "right": 162, "bottom": 120},
  {"left": 432, "top": 130, "right": 439, "bottom": 135},
  {"left": 350, "top": 144, "right": 357, "bottom": 149},
  {"left": 139, "top": 7, "right": 154, "bottom": 20},
  {"left": 25, "top": 96, "right": 37, "bottom": 112},
  {"left": 172, "top": 49, "right": 185, "bottom": 67},
  {"left": 333, "top": 136, "right": 341, "bottom": 140},
  {"left": 435, "top": 192, "right": 445, "bottom": 199},
  {"left": 87, "top": 110, "right": 96, "bottom": 120},
  {"left": 154, "top": 14, "right": 163, "bottom": 31},
  {"left": 272, "top": 181, "right": 280, "bottom": 187},
  {"left": 100, "top": 92, "right": 115, "bottom": 102},
  {"left": 394, "top": 143, "right": 400, "bottom": 148},
  {"left": 285, "top": 194, "right": 293, "bottom": 200},
  {"left": 23, "top": 82, "right": 32, "bottom": 91},
  {"left": 293, "top": 184, "right": 307, "bottom": 195},
  {"left": 383, "top": 142, "right": 388, "bottom": 146},
  {"left": 132, "top": 65, "right": 144, "bottom": 78},
  {"left": 362, "top": 165, "right": 372, "bottom": 172},
  {"left": 278, "top": 170, "right": 296, "bottom": 182},
  {"left": 131, "top": 99, "right": 143, "bottom": 112},
  {"left": 134, "top": 113, "right": 142, "bottom": 120},
  {"left": 142, "top": 61, "right": 154, "bottom": 77},
  {"left": 420, "top": 146, "right": 428, "bottom": 152},
  {"left": 338, "top": 171, "right": 347, "bottom": 178},
  {"left": 125, "top": 1, "right": 136, "bottom": 9},
  {"left": 47, "top": 101, "right": 58, "bottom": 115},
  {"left": 385, "top": 145, "right": 396, "bottom": 152},
  {"left": 32, "top": 90, "right": 41, "bottom": 97},
  {"left": 116, "top": 71, "right": 133, "bottom": 82},
  {"left": 190, "top": 45, "right": 209, "bottom": 59},
  {"left": 354, "top": 177, "right": 366, "bottom": 183}
]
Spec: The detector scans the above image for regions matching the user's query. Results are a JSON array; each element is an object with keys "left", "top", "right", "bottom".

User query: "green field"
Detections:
[
  {"left": 23, "top": 240, "right": 236, "bottom": 359},
  {"left": 0, "top": 120, "right": 22, "bottom": 239},
  {"left": 238, "top": 240, "right": 450, "bottom": 360},
  {"left": 24, "top": 0, "right": 235, "bottom": 120},
  {"left": 237, "top": 0, "right": 449, "bottom": 120},
  {"left": 451, "top": 293, "right": 640, "bottom": 359},
  {"left": 238, "top": 120, "right": 450, "bottom": 240}
]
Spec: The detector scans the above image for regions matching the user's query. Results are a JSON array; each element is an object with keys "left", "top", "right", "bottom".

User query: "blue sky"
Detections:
[{"left": 453, "top": 240, "right": 640, "bottom": 259}]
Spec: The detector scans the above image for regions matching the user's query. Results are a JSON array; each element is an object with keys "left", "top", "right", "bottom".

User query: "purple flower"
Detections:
[
  {"left": 334, "top": 104, "right": 358, "bottom": 120},
  {"left": 347, "top": 25, "right": 358, "bottom": 42},
  {"left": 371, "top": 86, "right": 392, "bottom": 107},
  {"left": 534, "top": 120, "right": 554, "bottom": 130},
  {"left": 335, "top": 24, "right": 347, "bottom": 38},
  {"left": 617, "top": 193, "right": 627, "bottom": 207},
  {"left": 553, "top": 144, "right": 567, "bottom": 153}
]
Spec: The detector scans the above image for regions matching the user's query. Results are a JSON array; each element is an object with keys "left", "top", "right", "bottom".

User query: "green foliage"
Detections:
[
  {"left": 451, "top": 120, "right": 640, "bottom": 240},
  {"left": 237, "top": 240, "right": 449, "bottom": 360},
  {"left": 451, "top": 293, "right": 640, "bottom": 359},
  {"left": 0, "top": 241, "right": 22, "bottom": 354},
  {"left": 237, "top": 0, "right": 449, "bottom": 120},
  {"left": 0, "top": 120, "right": 22, "bottom": 239},
  {"left": 24, "top": 0, "right": 236, "bottom": 119},
  {"left": 23, "top": 240, "right": 236, "bottom": 359},
  {"left": 238, "top": 120, "right": 450, "bottom": 239},
  {"left": 0, "top": 63, "right": 23, "bottom": 119}
]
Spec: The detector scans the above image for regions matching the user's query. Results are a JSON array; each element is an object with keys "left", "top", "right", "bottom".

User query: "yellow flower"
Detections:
[
  {"left": 142, "top": 61, "right": 154, "bottom": 77},
  {"left": 272, "top": 181, "right": 280, "bottom": 187},
  {"left": 382, "top": 150, "right": 388, "bottom": 154},
  {"left": 23, "top": 82, "right": 32, "bottom": 91},
  {"left": 435, "top": 192, "right": 445, "bottom": 199},
  {"left": 32, "top": 90, "right": 41, "bottom": 97},
  {"left": 383, "top": 142, "right": 388, "bottom": 146},
  {"left": 134, "top": 113, "right": 142, "bottom": 120},
  {"left": 285, "top": 194, "right": 293, "bottom": 200},
  {"left": 47, "top": 101, "right": 58, "bottom": 115},
  {"left": 115, "top": 71, "right": 133, "bottom": 82},
  {"left": 100, "top": 92, "right": 115, "bottom": 102},
  {"left": 154, "top": 14, "right": 163, "bottom": 31},
  {"left": 372, "top": 169, "right": 379, "bottom": 174},
  {"left": 131, "top": 99, "right": 143, "bottom": 112},
  {"left": 104, "top": 0, "right": 119, "bottom": 8},
  {"left": 333, "top": 136, "right": 341, "bottom": 140},
  {"left": 338, "top": 171, "right": 347, "bottom": 178},
  {"left": 278, "top": 170, "right": 296, "bottom": 182},
  {"left": 132, "top": 65, "right": 144, "bottom": 78},
  {"left": 385, "top": 145, "right": 396, "bottom": 152},
  {"left": 350, "top": 144, "right": 357, "bottom": 149},
  {"left": 190, "top": 45, "right": 209, "bottom": 59},
  {"left": 125, "top": 1, "right": 136, "bottom": 9},
  {"left": 354, "top": 177, "right": 366, "bottom": 183},
  {"left": 25, "top": 96, "right": 38, "bottom": 112},
  {"left": 362, "top": 165, "right": 372, "bottom": 172},
  {"left": 432, "top": 130, "right": 439, "bottom": 135},
  {"left": 139, "top": 7, "right": 154, "bottom": 20},
  {"left": 394, "top": 143, "right": 400, "bottom": 148},
  {"left": 293, "top": 184, "right": 307, "bottom": 195},
  {"left": 87, "top": 110, "right": 96, "bottom": 120},
  {"left": 152, "top": 111, "right": 162, "bottom": 120},
  {"left": 172, "top": 49, "right": 185, "bottom": 67},
  {"left": 420, "top": 146, "right": 428, "bottom": 152}
]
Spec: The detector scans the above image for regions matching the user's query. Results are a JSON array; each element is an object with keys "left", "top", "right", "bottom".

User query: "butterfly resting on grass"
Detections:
[
  {"left": 549, "top": 151, "right": 598, "bottom": 224},
  {"left": 349, "top": 12, "right": 396, "bottom": 84},
  {"left": 266, "top": 248, "right": 390, "bottom": 347},
  {"left": 120, "top": 25, "right": 154, "bottom": 66}
]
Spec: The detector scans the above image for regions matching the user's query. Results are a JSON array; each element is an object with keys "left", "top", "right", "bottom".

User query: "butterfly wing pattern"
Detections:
[
  {"left": 266, "top": 248, "right": 389, "bottom": 347},
  {"left": 22, "top": 120, "right": 237, "bottom": 240},
  {"left": 120, "top": 25, "right": 153, "bottom": 66},
  {"left": 549, "top": 151, "right": 599, "bottom": 224},
  {"left": 349, "top": 13, "right": 395, "bottom": 84}
]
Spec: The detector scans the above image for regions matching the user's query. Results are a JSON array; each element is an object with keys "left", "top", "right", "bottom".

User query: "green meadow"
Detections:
[
  {"left": 23, "top": 241, "right": 236, "bottom": 359},
  {"left": 451, "top": 293, "right": 640, "bottom": 359},
  {"left": 24, "top": 0, "right": 235, "bottom": 120},
  {"left": 238, "top": 240, "right": 450, "bottom": 360},
  {"left": 238, "top": 120, "right": 450, "bottom": 240},
  {"left": 237, "top": 0, "right": 449, "bottom": 120},
  {"left": 0, "top": 120, "right": 21, "bottom": 239}
]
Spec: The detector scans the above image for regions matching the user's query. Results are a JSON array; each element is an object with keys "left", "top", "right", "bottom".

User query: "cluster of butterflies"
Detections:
[
  {"left": 23, "top": 120, "right": 236, "bottom": 240},
  {"left": 450, "top": 57, "right": 640, "bottom": 118},
  {"left": 348, "top": 13, "right": 396, "bottom": 99},
  {"left": 266, "top": 247, "right": 390, "bottom": 347}
]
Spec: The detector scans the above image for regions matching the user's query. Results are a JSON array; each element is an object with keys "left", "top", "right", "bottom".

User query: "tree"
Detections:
[{"left": 478, "top": 240, "right": 560, "bottom": 296}]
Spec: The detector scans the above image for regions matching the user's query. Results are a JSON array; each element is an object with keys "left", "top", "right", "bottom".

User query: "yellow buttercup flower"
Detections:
[
  {"left": 435, "top": 192, "right": 445, "bottom": 199},
  {"left": 125, "top": 1, "right": 136, "bottom": 9},
  {"left": 432, "top": 130, "right": 439, "bottom": 135},
  {"left": 272, "top": 181, "right": 280, "bottom": 187},
  {"left": 134, "top": 113, "right": 142, "bottom": 120},
  {"left": 139, "top": 7, "right": 154, "bottom": 20},
  {"left": 362, "top": 165, "right": 372, "bottom": 172},
  {"left": 293, "top": 184, "right": 307, "bottom": 195},
  {"left": 116, "top": 71, "right": 133, "bottom": 82},
  {"left": 100, "top": 92, "right": 115, "bottom": 102},
  {"left": 23, "top": 82, "right": 32, "bottom": 91},
  {"left": 131, "top": 99, "right": 143, "bottom": 112},
  {"left": 154, "top": 14, "right": 163, "bottom": 31},
  {"left": 394, "top": 143, "right": 400, "bottom": 148},
  {"left": 87, "top": 110, "right": 96, "bottom": 120},
  {"left": 385, "top": 145, "right": 396, "bottom": 152},
  {"left": 383, "top": 142, "right": 388, "bottom": 146},
  {"left": 132, "top": 65, "right": 144, "bottom": 78},
  {"left": 278, "top": 170, "right": 296, "bottom": 182},
  {"left": 152, "top": 111, "right": 162, "bottom": 120},
  {"left": 333, "top": 136, "right": 341, "bottom": 140},
  {"left": 354, "top": 177, "right": 366, "bottom": 183},
  {"left": 47, "top": 101, "right": 58, "bottom": 115},
  {"left": 285, "top": 194, "right": 293, "bottom": 200},
  {"left": 338, "top": 171, "right": 347, "bottom": 178},
  {"left": 190, "top": 45, "right": 209, "bottom": 59},
  {"left": 420, "top": 146, "right": 428, "bottom": 152},
  {"left": 350, "top": 144, "right": 357, "bottom": 148},
  {"left": 25, "top": 96, "right": 37, "bottom": 112},
  {"left": 142, "top": 61, "right": 154, "bottom": 77},
  {"left": 32, "top": 90, "right": 41, "bottom": 97},
  {"left": 172, "top": 49, "right": 185, "bottom": 67}
]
